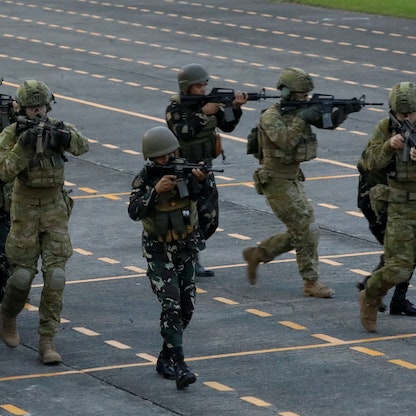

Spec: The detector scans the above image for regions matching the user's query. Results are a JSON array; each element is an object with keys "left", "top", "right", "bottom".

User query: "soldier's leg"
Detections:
[
  {"left": 361, "top": 217, "right": 415, "bottom": 332},
  {"left": 1, "top": 202, "right": 40, "bottom": 347},
  {"left": 38, "top": 199, "right": 72, "bottom": 364}
]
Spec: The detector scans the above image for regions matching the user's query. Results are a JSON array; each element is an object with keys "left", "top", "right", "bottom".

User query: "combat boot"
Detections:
[
  {"left": 356, "top": 276, "right": 386, "bottom": 313},
  {"left": 171, "top": 347, "right": 196, "bottom": 390},
  {"left": 390, "top": 281, "right": 416, "bottom": 316},
  {"left": 39, "top": 336, "right": 61, "bottom": 365},
  {"left": 242, "top": 247, "right": 267, "bottom": 285},
  {"left": 156, "top": 343, "right": 175, "bottom": 380},
  {"left": 0, "top": 309, "right": 20, "bottom": 348},
  {"left": 359, "top": 289, "right": 379, "bottom": 333},
  {"left": 304, "top": 280, "right": 334, "bottom": 298}
]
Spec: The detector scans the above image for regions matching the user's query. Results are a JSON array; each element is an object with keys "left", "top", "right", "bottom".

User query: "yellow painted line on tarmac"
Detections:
[
  {"left": 0, "top": 404, "right": 28, "bottom": 415},
  {"left": 317, "top": 203, "right": 338, "bottom": 209},
  {"left": 350, "top": 269, "right": 371, "bottom": 276},
  {"left": 388, "top": 359, "right": 416, "bottom": 369},
  {"left": 347, "top": 210, "right": 364, "bottom": 217},
  {"left": 24, "top": 303, "right": 38, "bottom": 312},
  {"left": 240, "top": 396, "right": 272, "bottom": 407},
  {"left": 136, "top": 353, "right": 157, "bottom": 363},
  {"left": 279, "top": 412, "right": 301, "bottom": 416},
  {"left": 214, "top": 297, "right": 239, "bottom": 305},
  {"left": 78, "top": 187, "right": 98, "bottom": 194},
  {"left": 73, "top": 327, "right": 100, "bottom": 337},
  {"left": 73, "top": 248, "right": 93, "bottom": 255},
  {"left": 204, "top": 381, "right": 235, "bottom": 391},
  {"left": 227, "top": 233, "right": 252, "bottom": 240},
  {"left": 97, "top": 257, "right": 120, "bottom": 264},
  {"left": 320, "top": 259, "right": 343, "bottom": 266},
  {"left": 350, "top": 346, "right": 385, "bottom": 356},
  {"left": 246, "top": 308, "right": 272, "bottom": 317},
  {"left": 124, "top": 265, "right": 147, "bottom": 273},
  {"left": 104, "top": 340, "right": 131, "bottom": 350},
  {"left": 196, "top": 287, "right": 207, "bottom": 294},
  {"left": 279, "top": 321, "right": 307, "bottom": 330},
  {"left": 312, "top": 334, "right": 345, "bottom": 344},
  {"left": 2, "top": 333, "right": 416, "bottom": 382}
]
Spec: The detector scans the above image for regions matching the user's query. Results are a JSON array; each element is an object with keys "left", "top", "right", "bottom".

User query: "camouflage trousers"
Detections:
[
  {"left": 2, "top": 192, "right": 73, "bottom": 336},
  {"left": 259, "top": 176, "right": 320, "bottom": 281},
  {"left": 144, "top": 238, "right": 197, "bottom": 349},
  {"left": 366, "top": 203, "right": 416, "bottom": 302}
]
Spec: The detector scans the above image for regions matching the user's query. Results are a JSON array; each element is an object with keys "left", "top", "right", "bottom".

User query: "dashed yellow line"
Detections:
[
  {"left": 240, "top": 396, "right": 272, "bottom": 407},
  {"left": 350, "top": 346, "right": 385, "bottom": 356},
  {"left": 0, "top": 404, "right": 28, "bottom": 415}
]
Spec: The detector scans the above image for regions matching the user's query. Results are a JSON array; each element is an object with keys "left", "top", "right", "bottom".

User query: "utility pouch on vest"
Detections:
[
  {"left": 294, "top": 133, "right": 317, "bottom": 162},
  {"left": 253, "top": 167, "right": 273, "bottom": 195},
  {"left": 369, "top": 184, "right": 389, "bottom": 220}
]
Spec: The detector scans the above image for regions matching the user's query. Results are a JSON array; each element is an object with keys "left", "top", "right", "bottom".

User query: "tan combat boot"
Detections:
[
  {"left": 0, "top": 309, "right": 20, "bottom": 348},
  {"left": 304, "top": 280, "right": 335, "bottom": 298},
  {"left": 359, "top": 289, "right": 378, "bottom": 333},
  {"left": 39, "top": 336, "right": 62, "bottom": 365},
  {"left": 242, "top": 247, "right": 263, "bottom": 285}
]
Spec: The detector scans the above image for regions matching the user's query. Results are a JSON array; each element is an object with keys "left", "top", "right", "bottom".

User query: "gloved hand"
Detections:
[
  {"left": 297, "top": 105, "right": 322, "bottom": 125},
  {"left": 344, "top": 99, "right": 362, "bottom": 114},
  {"left": 50, "top": 121, "right": 71, "bottom": 148},
  {"left": 17, "top": 128, "right": 38, "bottom": 149}
]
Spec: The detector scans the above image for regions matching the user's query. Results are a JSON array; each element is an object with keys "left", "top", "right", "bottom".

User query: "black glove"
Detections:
[
  {"left": 344, "top": 99, "right": 362, "bottom": 114},
  {"left": 17, "top": 128, "right": 38, "bottom": 149},
  {"left": 50, "top": 122, "right": 71, "bottom": 148},
  {"left": 297, "top": 105, "right": 322, "bottom": 125}
]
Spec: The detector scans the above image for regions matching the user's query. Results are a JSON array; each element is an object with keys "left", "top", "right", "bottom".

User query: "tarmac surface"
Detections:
[{"left": 0, "top": 1, "right": 415, "bottom": 415}]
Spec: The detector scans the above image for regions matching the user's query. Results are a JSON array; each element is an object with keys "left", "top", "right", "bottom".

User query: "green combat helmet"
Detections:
[
  {"left": 177, "top": 63, "right": 209, "bottom": 94},
  {"left": 142, "top": 126, "right": 179, "bottom": 160},
  {"left": 276, "top": 67, "right": 314, "bottom": 99},
  {"left": 15, "top": 80, "right": 54, "bottom": 111},
  {"left": 388, "top": 82, "right": 416, "bottom": 114}
]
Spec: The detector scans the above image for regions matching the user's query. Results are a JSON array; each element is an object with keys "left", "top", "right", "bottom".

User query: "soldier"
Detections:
[
  {"left": 0, "top": 76, "right": 18, "bottom": 303},
  {"left": 242, "top": 67, "right": 361, "bottom": 297},
  {"left": 0, "top": 80, "right": 89, "bottom": 363},
  {"left": 359, "top": 82, "right": 416, "bottom": 332},
  {"left": 357, "top": 147, "right": 416, "bottom": 316},
  {"left": 166, "top": 63, "right": 248, "bottom": 277},
  {"left": 128, "top": 126, "right": 215, "bottom": 389}
]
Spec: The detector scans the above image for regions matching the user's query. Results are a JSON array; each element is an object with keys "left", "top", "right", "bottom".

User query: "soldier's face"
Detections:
[
  {"left": 154, "top": 152, "right": 176, "bottom": 165},
  {"left": 189, "top": 82, "right": 208, "bottom": 96},
  {"left": 25, "top": 104, "right": 47, "bottom": 119},
  {"left": 395, "top": 111, "right": 416, "bottom": 125},
  {"left": 292, "top": 92, "right": 309, "bottom": 101}
]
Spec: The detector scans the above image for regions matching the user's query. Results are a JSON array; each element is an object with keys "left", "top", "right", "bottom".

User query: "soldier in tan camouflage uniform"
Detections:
[
  {"left": 0, "top": 80, "right": 89, "bottom": 363},
  {"left": 243, "top": 67, "right": 361, "bottom": 298},
  {"left": 359, "top": 82, "right": 416, "bottom": 332}
]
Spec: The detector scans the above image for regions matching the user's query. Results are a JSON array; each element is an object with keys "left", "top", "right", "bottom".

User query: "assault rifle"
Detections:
[
  {"left": 16, "top": 115, "right": 70, "bottom": 155},
  {"left": 0, "top": 93, "right": 15, "bottom": 130},
  {"left": 146, "top": 157, "right": 224, "bottom": 198},
  {"left": 180, "top": 88, "right": 280, "bottom": 122},
  {"left": 280, "top": 94, "right": 384, "bottom": 129},
  {"left": 390, "top": 113, "right": 416, "bottom": 163}
]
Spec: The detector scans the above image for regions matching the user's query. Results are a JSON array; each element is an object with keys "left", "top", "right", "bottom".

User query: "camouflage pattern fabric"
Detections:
[{"left": 256, "top": 171, "right": 319, "bottom": 281}]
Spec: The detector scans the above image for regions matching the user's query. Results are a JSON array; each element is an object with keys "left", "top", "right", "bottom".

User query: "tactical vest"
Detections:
[
  {"left": 18, "top": 150, "right": 65, "bottom": 189},
  {"left": 170, "top": 94, "right": 217, "bottom": 161},
  {"left": 142, "top": 187, "right": 198, "bottom": 243},
  {"left": 259, "top": 105, "right": 318, "bottom": 169}
]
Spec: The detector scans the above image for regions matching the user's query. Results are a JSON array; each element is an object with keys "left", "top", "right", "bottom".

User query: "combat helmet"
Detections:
[
  {"left": 15, "top": 80, "right": 54, "bottom": 111},
  {"left": 388, "top": 82, "right": 416, "bottom": 114},
  {"left": 178, "top": 63, "right": 209, "bottom": 94},
  {"left": 142, "top": 126, "right": 179, "bottom": 160},
  {"left": 276, "top": 67, "right": 314, "bottom": 98}
]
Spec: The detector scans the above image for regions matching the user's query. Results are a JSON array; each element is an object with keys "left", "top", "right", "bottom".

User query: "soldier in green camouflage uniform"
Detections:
[
  {"left": 359, "top": 82, "right": 416, "bottom": 332},
  {"left": 0, "top": 80, "right": 89, "bottom": 363},
  {"left": 128, "top": 126, "right": 214, "bottom": 389},
  {"left": 0, "top": 76, "right": 15, "bottom": 303},
  {"left": 243, "top": 67, "right": 361, "bottom": 297},
  {"left": 166, "top": 63, "right": 247, "bottom": 277}
]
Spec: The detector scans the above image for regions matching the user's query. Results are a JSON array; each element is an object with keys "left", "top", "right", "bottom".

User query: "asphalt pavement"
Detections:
[{"left": 0, "top": 1, "right": 415, "bottom": 415}]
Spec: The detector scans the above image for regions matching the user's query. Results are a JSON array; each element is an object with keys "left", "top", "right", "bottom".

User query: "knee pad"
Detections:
[
  {"left": 9, "top": 268, "right": 33, "bottom": 291},
  {"left": 49, "top": 268, "right": 66, "bottom": 290}
]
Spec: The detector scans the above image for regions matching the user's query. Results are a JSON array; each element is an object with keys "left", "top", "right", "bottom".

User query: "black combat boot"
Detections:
[
  {"left": 156, "top": 342, "right": 175, "bottom": 380},
  {"left": 195, "top": 254, "right": 214, "bottom": 277},
  {"left": 390, "top": 281, "right": 416, "bottom": 316},
  {"left": 171, "top": 346, "right": 196, "bottom": 390}
]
